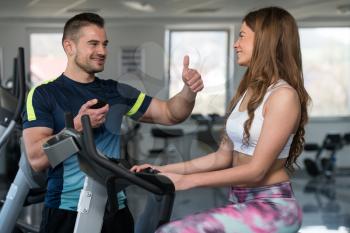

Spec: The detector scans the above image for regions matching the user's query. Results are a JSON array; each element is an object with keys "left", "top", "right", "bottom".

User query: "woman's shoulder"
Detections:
[
  {"left": 270, "top": 85, "right": 298, "bottom": 103},
  {"left": 269, "top": 79, "right": 292, "bottom": 90},
  {"left": 269, "top": 79, "right": 297, "bottom": 97},
  {"left": 264, "top": 81, "right": 300, "bottom": 114}
]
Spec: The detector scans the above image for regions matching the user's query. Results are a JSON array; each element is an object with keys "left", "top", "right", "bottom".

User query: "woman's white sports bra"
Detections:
[{"left": 226, "top": 80, "right": 294, "bottom": 159}]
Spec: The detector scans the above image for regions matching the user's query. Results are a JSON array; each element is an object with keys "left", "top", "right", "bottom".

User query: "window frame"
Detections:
[{"left": 165, "top": 27, "right": 234, "bottom": 116}]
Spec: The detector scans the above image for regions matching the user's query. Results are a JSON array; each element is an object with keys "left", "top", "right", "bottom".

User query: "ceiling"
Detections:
[{"left": 0, "top": 0, "right": 350, "bottom": 22}]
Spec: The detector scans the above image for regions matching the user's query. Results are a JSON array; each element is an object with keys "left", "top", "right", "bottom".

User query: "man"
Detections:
[{"left": 22, "top": 13, "right": 203, "bottom": 233}]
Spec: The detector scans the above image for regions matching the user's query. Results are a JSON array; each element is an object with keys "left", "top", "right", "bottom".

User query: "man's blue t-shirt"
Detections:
[{"left": 22, "top": 74, "right": 152, "bottom": 211}]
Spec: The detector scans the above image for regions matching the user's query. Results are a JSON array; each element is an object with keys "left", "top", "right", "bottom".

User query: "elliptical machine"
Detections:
[
  {"left": 0, "top": 48, "right": 46, "bottom": 233},
  {"left": 0, "top": 48, "right": 25, "bottom": 158},
  {"left": 42, "top": 113, "right": 175, "bottom": 233}
]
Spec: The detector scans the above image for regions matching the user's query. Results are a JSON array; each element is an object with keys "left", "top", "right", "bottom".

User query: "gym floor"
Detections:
[
  {"left": 291, "top": 171, "right": 350, "bottom": 233},
  {"left": 1, "top": 170, "right": 350, "bottom": 233}
]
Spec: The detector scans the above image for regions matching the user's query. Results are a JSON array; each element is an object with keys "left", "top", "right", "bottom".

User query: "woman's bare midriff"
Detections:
[{"left": 232, "top": 151, "right": 290, "bottom": 188}]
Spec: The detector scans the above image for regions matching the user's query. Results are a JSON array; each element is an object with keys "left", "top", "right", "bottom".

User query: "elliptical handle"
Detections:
[
  {"left": 80, "top": 115, "right": 170, "bottom": 195},
  {"left": 64, "top": 112, "right": 75, "bottom": 129},
  {"left": 13, "top": 47, "right": 26, "bottom": 123},
  {"left": 81, "top": 115, "right": 98, "bottom": 154}
]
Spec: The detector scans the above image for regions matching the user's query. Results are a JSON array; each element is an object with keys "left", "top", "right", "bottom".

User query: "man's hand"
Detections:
[
  {"left": 138, "top": 55, "right": 203, "bottom": 125},
  {"left": 74, "top": 99, "right": 109, "bottom": 131},
  {"left": 182, "top": 55, "right": 204, "bottom": 93}
]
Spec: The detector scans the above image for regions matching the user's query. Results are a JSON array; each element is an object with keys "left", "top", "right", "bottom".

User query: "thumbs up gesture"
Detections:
[{"left": 182, "top": 55, "right": 204, "bottom": 93}]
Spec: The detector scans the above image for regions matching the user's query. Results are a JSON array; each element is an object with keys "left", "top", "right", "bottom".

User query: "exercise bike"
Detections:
[{"left": 42, "top": 113, "right": 175, "bottom": 233}]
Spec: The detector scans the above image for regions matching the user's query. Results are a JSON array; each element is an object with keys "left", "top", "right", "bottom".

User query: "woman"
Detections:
[{"left": 132, "top": 6, "right": 310, "bottom": 233}]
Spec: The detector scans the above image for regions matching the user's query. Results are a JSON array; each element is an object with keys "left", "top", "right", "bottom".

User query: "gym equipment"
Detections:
[
  {"left": 0, "top": 54, "right": 24, "bottom": 149},
  {"left": 120, "top": 117, "right": 140, "bottom": 163},
  {"left": 0, "top": 47, "right": 45, "bottom": 233},
  {"left": 149, "top": 128, "right": 184, "bottom": 155},
  {"left": 344, "top": 133, "right": 350, "bottom": 145},
  {"left": 3, "top": 57, "right": 24, "bottom": 181},
  {"left": 42, "top": 113, "right": 175, "bottom": 233},
  {"left": 304, "top": 133, "right": 347, "bottom": 179},
  {"left": 191, "top": 113, "right": 223, "bottom": 151}
]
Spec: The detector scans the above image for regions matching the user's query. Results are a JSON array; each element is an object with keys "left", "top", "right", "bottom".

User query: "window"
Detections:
[
  {"left": 30, "top": 33, "right": 67, "bottom": 86},
  {"left": 300, "top": 28, "right": 350, "bottom": 117},
  {"left": 168, "top": 30, "right": 229, "bottom": 116}
]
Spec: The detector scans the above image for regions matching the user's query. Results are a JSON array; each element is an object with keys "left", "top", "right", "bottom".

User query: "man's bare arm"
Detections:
[{"left": 23, "top": 127, "right": 53, "bottom": 172}]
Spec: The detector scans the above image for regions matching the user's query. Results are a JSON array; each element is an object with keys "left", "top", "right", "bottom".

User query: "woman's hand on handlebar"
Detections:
[
  {"left": 130, "top": 164, "right": 163, "bottom": 173},
  {"left": 130, "top": 164, "right": 193, "bottom": 190}
]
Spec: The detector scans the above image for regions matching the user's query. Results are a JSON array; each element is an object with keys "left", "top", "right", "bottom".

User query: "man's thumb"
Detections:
[{"left": 183, "top": 55, "right": 189, "bottom": 70}]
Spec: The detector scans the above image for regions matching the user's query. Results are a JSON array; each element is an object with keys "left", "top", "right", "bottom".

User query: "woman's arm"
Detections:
[
  {"left": 131, "top": 139, "right": 234, "bottom": 174},
  {"left": 163, "top": 139, "right": 234, "bottom": 174},
  {"left": 164, "top": 87, "right": 301, "bottom": 190}
]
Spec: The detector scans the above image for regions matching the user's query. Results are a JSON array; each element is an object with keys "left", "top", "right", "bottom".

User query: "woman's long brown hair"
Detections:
[{"left": 225, "top": 7, "right": 311, "bottom": 173}]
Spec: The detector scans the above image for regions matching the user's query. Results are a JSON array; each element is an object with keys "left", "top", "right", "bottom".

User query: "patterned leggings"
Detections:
[{"left": 156, "top": 182, "right": 302, "bottom": 233}]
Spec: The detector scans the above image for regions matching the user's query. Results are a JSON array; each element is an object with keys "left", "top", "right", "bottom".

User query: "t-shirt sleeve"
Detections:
[
  {"left": 116, "top": 82, "right": 152, "bottom": 120},
  {"left": 22, "top": 86, "right": 54, "bottom": 129}
]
